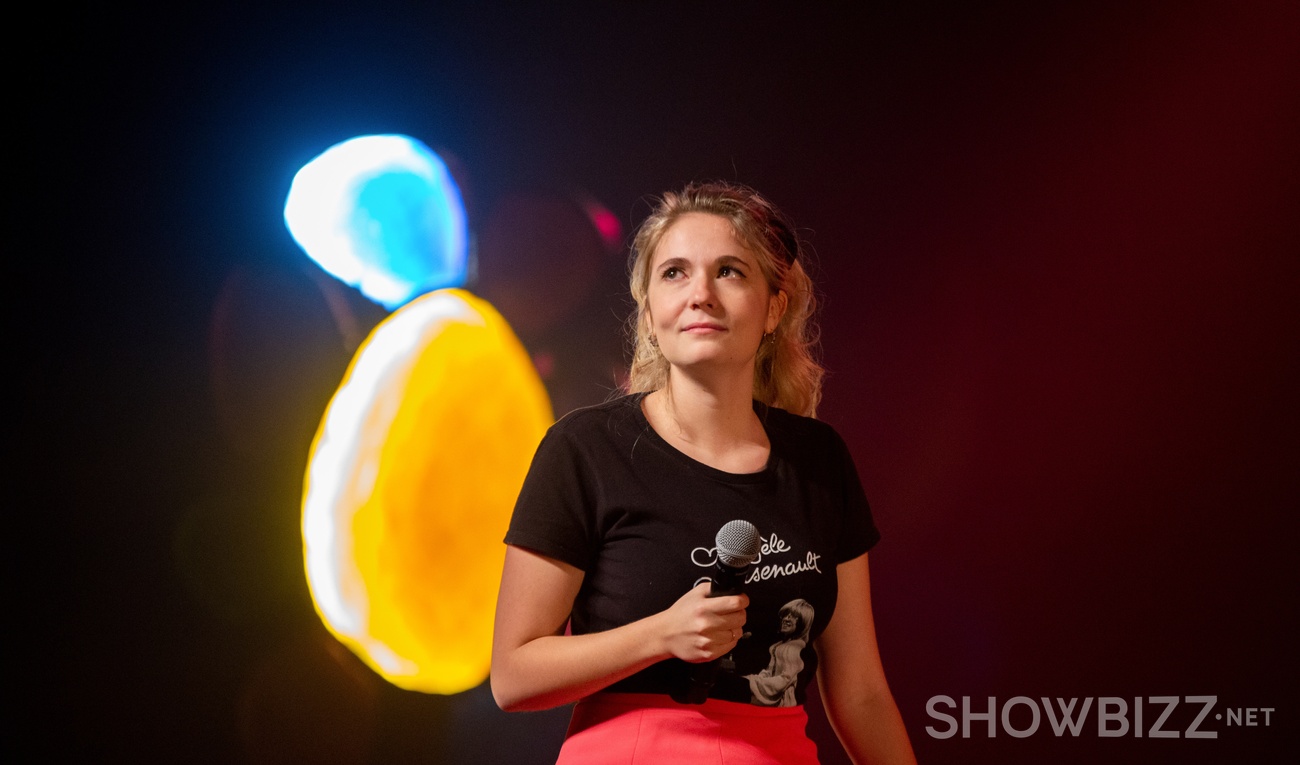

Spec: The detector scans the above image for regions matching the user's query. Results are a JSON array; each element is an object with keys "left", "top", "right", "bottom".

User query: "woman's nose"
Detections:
[{"left": 689, "top": 278, "right": 717, "bottom": 309}]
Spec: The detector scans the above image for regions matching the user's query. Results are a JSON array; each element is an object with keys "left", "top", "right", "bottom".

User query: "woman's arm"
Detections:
[
  {"left": 815, "top": 553, "right": 917, "bottom": 764},
  {"left": 490, "top": 545, "right": 749, "bottom": 712}
]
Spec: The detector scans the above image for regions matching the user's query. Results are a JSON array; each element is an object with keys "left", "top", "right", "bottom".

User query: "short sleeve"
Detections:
[
  {"left": 830, "top": 428, "right": 881, "bottom": 562},
  {"left": 502, "top": 426, "right": 597, "bottom": 570}
]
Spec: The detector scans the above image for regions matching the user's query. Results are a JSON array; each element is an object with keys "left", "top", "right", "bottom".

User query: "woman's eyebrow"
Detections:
[
  {"left": 714, "top": 253, "right": 761, "bottom": 271},
  {"left": 654, "top": 256, "right": 689, "bottom": 270}
]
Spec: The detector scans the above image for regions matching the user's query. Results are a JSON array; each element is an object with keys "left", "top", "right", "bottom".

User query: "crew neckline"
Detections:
[{"left": 630, "top": 391, "right": 776, "bottom": 484}]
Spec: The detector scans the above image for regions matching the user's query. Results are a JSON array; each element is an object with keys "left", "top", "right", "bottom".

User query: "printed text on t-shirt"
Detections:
[{"left": 691, "top": 532, "right": 823, "bottom": 584}]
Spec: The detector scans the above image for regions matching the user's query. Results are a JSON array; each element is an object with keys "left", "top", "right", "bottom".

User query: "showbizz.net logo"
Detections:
[{"left": 924, "top": 695, "right": 1274, "bottom": 739}]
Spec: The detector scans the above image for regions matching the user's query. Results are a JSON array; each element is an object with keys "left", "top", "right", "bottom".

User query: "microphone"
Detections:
[
  {"left": 673, "top": 520, "right": 761, "bottom": 704},
  {"left": 709, "top": 519, "right": 762, "bottom": 596}
]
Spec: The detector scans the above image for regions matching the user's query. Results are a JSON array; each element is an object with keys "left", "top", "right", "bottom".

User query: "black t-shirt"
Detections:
[{"left": 503, "top": 393, "right": 880, "bottom": 707}]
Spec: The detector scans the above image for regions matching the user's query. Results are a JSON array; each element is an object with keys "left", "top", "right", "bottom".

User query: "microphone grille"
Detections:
[{"left": 715, "top": 520, "right": 761, "bottom": 567}]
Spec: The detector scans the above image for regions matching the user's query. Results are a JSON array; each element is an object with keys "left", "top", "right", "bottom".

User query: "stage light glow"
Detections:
[
  {"left": 303, "top": 289, "right": 552, "bottom": 693},
  {"left": 577, "top": 193, "right": 623, "bottom": 251},
  {"left": 284, "top": 135, "right": 469, "bottom": 309}
]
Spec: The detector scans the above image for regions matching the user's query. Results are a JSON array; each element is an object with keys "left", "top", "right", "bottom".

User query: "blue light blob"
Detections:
[{"left": 284, "top": 135, "right": 469, "bottom": 309}]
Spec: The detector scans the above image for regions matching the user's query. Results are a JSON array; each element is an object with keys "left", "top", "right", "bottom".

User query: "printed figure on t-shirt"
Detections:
[{"left": 745, "top": 598, "right": 814, "bottom": 707}]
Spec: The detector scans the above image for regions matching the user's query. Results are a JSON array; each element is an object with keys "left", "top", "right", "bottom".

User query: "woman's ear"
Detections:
[{"left": 767, "top": 290, "right": 789, "bottom": 334}]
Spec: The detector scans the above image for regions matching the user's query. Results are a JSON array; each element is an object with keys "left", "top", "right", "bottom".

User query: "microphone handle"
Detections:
[{"left": 708, "top": 560, "right": 747, "bottom": 596}]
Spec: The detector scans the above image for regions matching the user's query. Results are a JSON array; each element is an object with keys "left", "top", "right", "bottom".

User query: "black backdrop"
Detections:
[{"left": 21, "top": 2, "right": 1297, "bottom": 763}]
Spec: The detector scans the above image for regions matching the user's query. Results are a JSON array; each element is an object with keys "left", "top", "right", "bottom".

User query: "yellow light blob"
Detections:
[{"left": 303, "top": 288, "right": 552, "bottom": 693}]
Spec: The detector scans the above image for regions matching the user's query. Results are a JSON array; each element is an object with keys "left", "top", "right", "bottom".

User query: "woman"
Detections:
[
  {"left": 491, "top": 182, "right": 915, "bottom": 764},
  {"left": 746, "top": 599, "right": 815, "bottom": 707}
]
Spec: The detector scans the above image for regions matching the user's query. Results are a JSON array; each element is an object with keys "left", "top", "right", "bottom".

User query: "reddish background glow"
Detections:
[{"left": 22, "top": 1, "right": 1296, "bottom": 763}]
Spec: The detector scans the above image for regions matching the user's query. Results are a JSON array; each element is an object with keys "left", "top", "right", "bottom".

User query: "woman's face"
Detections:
[
  {"left": 645, "top": 213, "right": 784, "bottom": 377},
  {"left": 780, "top": 611, "right": 800, "bottom": 636}
]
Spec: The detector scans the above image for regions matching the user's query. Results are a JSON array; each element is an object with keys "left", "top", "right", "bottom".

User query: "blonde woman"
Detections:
[
  {"left": 492, "top": 182, "right": 915, "bottom": 764},
  {"left": 746, "top": 598, "right": 816, "bottom": 707}
]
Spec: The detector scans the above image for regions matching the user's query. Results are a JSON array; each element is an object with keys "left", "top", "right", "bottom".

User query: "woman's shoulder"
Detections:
[
  {"left": 759, "top": 403, "right": 862, "bottom": 479},
  {"left": 757, "top": 401, "right": 845, "bottom": 447},
  {"left": 547, "top": 392, "right": 646, "bottom": 440}
]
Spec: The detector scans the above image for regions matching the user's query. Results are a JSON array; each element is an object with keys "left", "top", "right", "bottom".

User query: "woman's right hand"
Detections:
[
  {"left": 657, "top": 581, "right": 749, "bottom": 663},
  {"left": 492, "top": 548, "right": 748, "bottom": 711}
]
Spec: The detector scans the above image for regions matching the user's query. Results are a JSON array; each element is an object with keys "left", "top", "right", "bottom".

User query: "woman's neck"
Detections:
[{"left": 644, "top": 370, "right": 769, "bottom": 472}]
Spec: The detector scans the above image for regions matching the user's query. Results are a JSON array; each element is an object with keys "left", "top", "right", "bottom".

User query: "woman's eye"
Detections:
[
  {"left": 719, "top": 265, "right": 744, "bottom": 278},
  {"left": 661, "top": 266, "right": 681, "bottom": 280}
]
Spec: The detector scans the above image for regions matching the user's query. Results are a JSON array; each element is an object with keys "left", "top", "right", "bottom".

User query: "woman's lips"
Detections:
[{"left": 682, "top": 322, "right": 725, "bottom": 332}]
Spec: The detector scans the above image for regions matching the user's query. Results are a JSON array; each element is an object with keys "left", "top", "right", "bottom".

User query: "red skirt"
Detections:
[{"left": 556, "top": 692, "right": 821, "bottom": 765}]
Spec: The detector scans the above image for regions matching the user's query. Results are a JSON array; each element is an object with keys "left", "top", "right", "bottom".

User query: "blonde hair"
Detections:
[
  {"left": 626, "top": 181, "right": 823, "bottom": 417},
  {"left": 779, "top": 598, "right": 816, "bottom": 642}
]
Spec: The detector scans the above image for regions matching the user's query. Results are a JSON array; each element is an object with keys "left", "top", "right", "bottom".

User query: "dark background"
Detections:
[{"left": 22, "top": 1, "right": 1298, "bottom": 763}]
